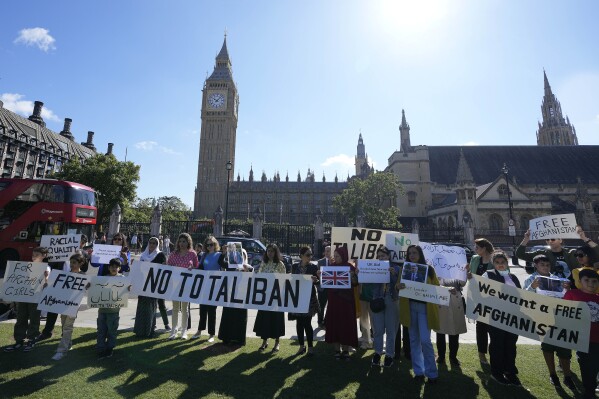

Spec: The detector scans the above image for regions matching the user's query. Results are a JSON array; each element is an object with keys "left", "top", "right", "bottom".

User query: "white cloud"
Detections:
[
  {"left": 14, "top": 27, "right": 56, "bottom": 52},
  {"left": 134, "top": 140, "right": 180, "bottom": 155},
  {"left": 321, "top": 153, "right": 354, "bottom": 167},
  {"left": 462, "top": 141, "right": 480, "bottom": 146},
  {"left": 1, "top": 93, "right": 60, "bottom": 121}
]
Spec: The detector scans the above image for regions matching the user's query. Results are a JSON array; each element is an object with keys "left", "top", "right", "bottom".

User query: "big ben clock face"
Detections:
[{"left": 207, "top": 92, "right": 226, "bottom": 109}]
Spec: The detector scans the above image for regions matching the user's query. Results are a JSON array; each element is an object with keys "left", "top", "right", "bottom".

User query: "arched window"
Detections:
[
  {"left": 497, "top": 184, "right": 508, "bottom": 198},
  {"left": 408, "top": 191, "right": 417, "bottom": 207},
  {"left": 489, "top": 214, "right": 503, "bottom": 231},
  {"left": 448, "top": 216, "right": 455, "bottom": 228}
]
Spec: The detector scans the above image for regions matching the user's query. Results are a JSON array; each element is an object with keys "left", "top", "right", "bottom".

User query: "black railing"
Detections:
[{"left": 261, "top": 223, "right": 315, "bottom": 256}]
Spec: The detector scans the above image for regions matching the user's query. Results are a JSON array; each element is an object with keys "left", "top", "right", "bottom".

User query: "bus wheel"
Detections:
[{"left": 0, "top": 250, "right": 19, "bottom": 279}]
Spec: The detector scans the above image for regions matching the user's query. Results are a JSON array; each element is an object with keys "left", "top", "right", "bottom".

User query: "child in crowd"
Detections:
[
  {"left": 4, "top": 247, "right": 49, "bottom": 352},
  {"left": 524, "top": 255, "right": 576, "bottom": 390},
  {"left": 564, "top": 268, "right": 599, "bottom": 399},
  {"left": 51, "top": 253, "right": 87, "bottom": 360},
  {"left": 87, "top": 258, "right": 129, "bottom": 359}
]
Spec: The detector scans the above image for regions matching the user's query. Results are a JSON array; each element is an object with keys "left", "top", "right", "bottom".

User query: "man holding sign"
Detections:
[{"left": 517, "top": 222, "right": 596, "bottom": 279}]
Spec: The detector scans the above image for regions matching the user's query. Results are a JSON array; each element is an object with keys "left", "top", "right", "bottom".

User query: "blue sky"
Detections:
[{"left": 2, "top": 1, "right": 598, "bottom": 208}]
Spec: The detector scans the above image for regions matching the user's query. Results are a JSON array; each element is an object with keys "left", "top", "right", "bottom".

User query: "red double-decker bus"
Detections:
[{"left": 0, "top": 178, "right": 97, "bottom": 276}]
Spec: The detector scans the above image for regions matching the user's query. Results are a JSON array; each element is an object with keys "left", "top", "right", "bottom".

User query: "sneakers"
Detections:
[
  {"left": 168, "top": 331, "right": 178, "bottom": 340},
  {"left": 360, "top": 341, "right": 373, "bottom": 350},
  {"left": 36, "top": 332, "right": 52, "bottom": 341},
  {"left": 505, "top": 373, "right": 522, "bottom": 386},
  {"left": 208, "top": 335, "right": 215, "bottom": 343},
  {"left": 3, "top": 342, "right": 24, "bottom": 352},
  {"left": 563, "top": 375, "right": 577, "bottom": 391},
  {"left": 371, "top": 353, "right": 382, "bottom": 367},
  {"left": 550, "top": 374, "right": 561, "bottom": 387},
  {"left": 383, "top": 356, "right": 394, "bottom": 368},
  {"left": 491, "top": 373, "right": 510, "bottom": 385},
  {"left": 52, "top": 352, "right": 65, "bottom": 361},
  {"left": 192, "top": 331, "right": 201, "bottom": 339},
  {"left": 181, "top": 331, "right": 188, "bottom": 340},
  {"left": 23, "top": 340, "right": 35, "bottom": 352}
]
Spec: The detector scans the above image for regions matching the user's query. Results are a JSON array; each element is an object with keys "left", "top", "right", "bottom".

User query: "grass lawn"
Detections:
[{"left": 0, "top": 323, "right": 586, "bottom": 399}]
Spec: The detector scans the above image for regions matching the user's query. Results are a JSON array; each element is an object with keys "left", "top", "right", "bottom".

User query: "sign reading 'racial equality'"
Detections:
[
  {"left": 130, "top": 262, "right": 313, "bottom": 312},
  {"left": 466, "top": 275, "right": 591, "bottom": 352},
  {"left": 0, "top": 261, "right": 47, "bottom": 303},
  {"left": 529, "top": 213, "right": 579, "bottom": 240},
  {"left": 40, "top": 234, "right": 81, "bottom": 262},
  {"left": 38, "top": 270, "right": 88, "bottom": 317}
]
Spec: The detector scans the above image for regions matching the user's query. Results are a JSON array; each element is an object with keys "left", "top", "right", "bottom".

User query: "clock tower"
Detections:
[{"left": 194, "top": 36, "right": 239, "bottom": 218}]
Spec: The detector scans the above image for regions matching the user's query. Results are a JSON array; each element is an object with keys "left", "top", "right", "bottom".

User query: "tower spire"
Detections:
[
  {"left": 543, "top": 68, "right": 553, "bottom": 96},
  {"left": 399, "top": 109, "right": 412, "bottom": 153},
  {"left": 536, "top": 70, "right": 578, "bottom": 146}
]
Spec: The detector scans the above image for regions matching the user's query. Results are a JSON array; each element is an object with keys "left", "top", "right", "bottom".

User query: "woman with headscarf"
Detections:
[
  {"left": 134, "top": 237, "right": 161, "bottom": 337},
  {"left": 324, "top": 246, "right": 359, "bottom": 361},
  {"left": 218, "top": 249, "right": 253, "bottom": 346}
]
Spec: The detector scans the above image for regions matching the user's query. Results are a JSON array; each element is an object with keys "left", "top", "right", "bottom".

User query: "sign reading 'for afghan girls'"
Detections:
[{"left": 529, "top": 213, "right": 579, "bottom": 240}]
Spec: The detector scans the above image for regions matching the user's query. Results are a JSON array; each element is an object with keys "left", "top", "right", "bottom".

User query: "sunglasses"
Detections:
[
  {"left": 545, "top": 239, "right": 557, "bottom": 242},
  {"left": 576, "top": 253, "right": 587, "bottom": 258},
  {"left": 206, "top": 243, "right": 214, "bottom": 247}
]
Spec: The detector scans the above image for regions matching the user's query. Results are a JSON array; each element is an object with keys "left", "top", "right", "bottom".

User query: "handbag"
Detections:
[{"left": 369, "top": 285, "right": 387, "bottom": 313}]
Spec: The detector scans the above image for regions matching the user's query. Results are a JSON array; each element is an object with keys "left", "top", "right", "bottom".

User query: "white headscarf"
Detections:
[{"left": 140, "top": 237, "right": 160, "bottom": 262}]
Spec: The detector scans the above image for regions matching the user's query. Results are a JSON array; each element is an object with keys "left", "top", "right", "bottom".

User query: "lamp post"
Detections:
[
  {"left": 224, "top": 160, "right": 232, "bottom": 234},
  {"left": 501, "top": 163, "right": 520, "bottom": 266}
]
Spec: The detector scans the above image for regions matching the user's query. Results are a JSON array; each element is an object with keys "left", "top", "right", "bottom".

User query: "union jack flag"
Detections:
[{"left": 321, "top": 267, "right": 350, "bottom": 288}]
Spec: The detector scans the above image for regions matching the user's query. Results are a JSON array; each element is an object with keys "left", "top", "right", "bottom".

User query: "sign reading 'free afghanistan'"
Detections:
[{"left": 130, "top": 262, "right": 313, "bottom": 313}]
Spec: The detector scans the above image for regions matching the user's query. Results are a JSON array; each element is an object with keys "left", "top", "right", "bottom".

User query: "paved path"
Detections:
[{"left": 4, "top": 260, "right": 540, "bottom": 345}]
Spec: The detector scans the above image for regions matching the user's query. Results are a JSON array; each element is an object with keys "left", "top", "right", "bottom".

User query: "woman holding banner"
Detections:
[
  {"left": 288, "top": 246, "right": 320, "bottom": 356},
  {"left": 134, "top": 238, "right": 163, "bottom": 338},
  {"left": 398, "top": 245, "right": 440, "bottom": 383},
  {"left": 218, "top": 249, "right": 253, "bottom": 346},
  {"left": 470, "top": 238, "right": 494, "bottom": 364},
  {"left": 324, "top": 246, "right": 359, "bottom": 360},
  {"left": 480, "top": 251, "right": 522, "bottom": 386},
  {"left": 253, "top": 244, "right": 287, "bottom": 353},
  {"left": 167, "top": 233, "right": 199, "bottom": 340}
]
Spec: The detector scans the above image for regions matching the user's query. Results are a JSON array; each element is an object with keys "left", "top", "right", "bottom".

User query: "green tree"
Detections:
[
  {"left": 52, "top": 154, "right": 140, "bottom": 223},
  {"left": 333, "top": 171, "right": 403, "bottom": 228},
  {"left": 123, "top": 196, "right": 192, "bottom": 222}
]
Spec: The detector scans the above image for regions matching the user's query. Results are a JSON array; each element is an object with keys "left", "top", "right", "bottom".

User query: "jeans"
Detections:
[
  {"left": 408, "top": 301, "right": 438, "bottom": 378},
  {"left": 97, "top": 312, "right": 119, "bottom": 351},
  {"left": 371, "top": 295, "right": 399, "bottom": 357},
  {"left": 577, "top": 342, "right": 599, "bottom": 398},
  {"left": 488, "top": 325, "right": 518, "bottom": 376},
  {"left": 199, "top": 304, "right": 217, "bottom": 335},
  {"left": 14, "top": 302, "right": 40, "bottom": 342},
  {"left": 476, "top": 321, "right": 489, "bottom": 354},
  {"left": 57, "top": 315, "right": 76, "bottom": 353}
]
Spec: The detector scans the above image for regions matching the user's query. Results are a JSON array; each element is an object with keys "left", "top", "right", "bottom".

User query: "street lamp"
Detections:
[
  {"left": 501, "top": 163, "right": 520, "bottom": 266},
  {"left": 224, "top": 160, "right": 232, "bottom": 234}
]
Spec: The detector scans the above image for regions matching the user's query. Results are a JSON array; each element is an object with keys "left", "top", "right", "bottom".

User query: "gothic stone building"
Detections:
[
  {"left": 0, "top": 100, "right": 109, "bottom": 179},
  {"left": 386, "top": 72, "right": 599, "bottom": 235}
]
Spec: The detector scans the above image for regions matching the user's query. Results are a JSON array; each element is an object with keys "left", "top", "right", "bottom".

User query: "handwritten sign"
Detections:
[
  {"left": 320, "top": 266, "right": 352, "bottom": 289},
  {"left": 37, "top": 270, "right": 88, "bottom": 317},
  {"left": 332, "top": 227, "right": 393, "bottom": 260},
  {"left": 40, "top": 234, "right": 81, "bottom": 262},
  {"left": 91, "top": 244, "right": 122, "bottom": 264},
  {"left": 129, "top": 262, "right": 313, "bottom": 312},
  {"left": 357, "top": 260, "right": 390, "bottom": 284},
  {"left": 466, "top": 275, "right": 590, "bottom": 351},
  {"left": 87, "top": 276, "right": 129, "bottom": 309},
  {"left": 398, "top": 280, "right": 450, "bottom": 305},
  {"left": 421, "top": 242, "right": 468, "bottom": 281},
  {"left": 529, "top": 213, "right": 579, "bottom": 240},
  {"left": 0, "top": 261, "right": 47, "bottom": 303},
  {"left": 386, "top": 232, "right": 419, "bottom": 261}
]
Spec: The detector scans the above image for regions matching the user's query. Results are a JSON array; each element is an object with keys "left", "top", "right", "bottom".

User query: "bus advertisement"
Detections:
[{"left": 0, "top": 178, "right": 98, "bottom": 277}]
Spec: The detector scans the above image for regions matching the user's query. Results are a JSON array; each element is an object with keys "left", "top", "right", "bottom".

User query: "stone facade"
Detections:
[{"left": 0, "top": 100, "right": 103, "bottom": 179}]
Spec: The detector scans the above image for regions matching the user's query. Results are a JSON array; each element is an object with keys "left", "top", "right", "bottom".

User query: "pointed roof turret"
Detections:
[
  {"left": 543, "top": 69, "right": 552, "bottom": 96},
  {"left": 216, "top": 35, "right": 230, "bottom": 62},
  {"left": 400, "top": 109, "right": 409, "bottom": 129},
  {"left": 456, "top": 149, "right": 474, "bottom": 184},
  {"left": 399, "top": 109, "right": 412, "bottom": 153},
  {"left": 208, "top": 35, "right": 233, "bottom": 81}
]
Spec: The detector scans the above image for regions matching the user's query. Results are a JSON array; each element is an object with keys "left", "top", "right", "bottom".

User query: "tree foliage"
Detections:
[
  {"left": 123, "top": 196, "right": 192, "bottom": 222},
  {"left": 333, "top": 171, "right": 403, "bottom": 228},
  {"left": 52, "top": 154, "right": 140, "bottom": 223}
]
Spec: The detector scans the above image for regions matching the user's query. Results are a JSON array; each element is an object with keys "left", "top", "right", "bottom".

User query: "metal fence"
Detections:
[
  {"left": 418, "top": 226, "right": 465, "bottom": 243},
  {"left": 162, "top": 220, "right": 214, "bottom": 246},
  {"left": 261, "top": 224, "right": 315, "bottom": 256}
]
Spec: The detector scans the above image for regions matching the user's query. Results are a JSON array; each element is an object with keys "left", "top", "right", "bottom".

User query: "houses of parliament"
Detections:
[{"left": 193, "top": 38, "right": 599, "bottom": 232}]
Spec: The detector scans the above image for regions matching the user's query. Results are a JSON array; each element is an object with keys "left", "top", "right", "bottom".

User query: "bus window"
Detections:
[{"left": 17, "top": 221, "right": 66, "bottom": 242}]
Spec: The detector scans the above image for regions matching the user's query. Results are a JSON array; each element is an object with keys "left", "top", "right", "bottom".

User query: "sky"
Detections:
[{"left": 2, "top": 0, "right": 599, "bottom": 208}]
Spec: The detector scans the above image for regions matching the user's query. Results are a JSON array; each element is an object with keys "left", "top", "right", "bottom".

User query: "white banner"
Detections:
[
  {"left": 87, "top": 276, "right": 130, "bottom": 309},
  {"left": 332, "top": 227, "right": 393, "bottom": 260},
  {"left": 91, "top": 244, "right": 122, "bottom": 264},
  {"left": 466, "top": 275, "right": 590, "bottom": 352},
  {"left": 37, "top": 270, "right": 88, "bottom": 317},
  {"left": 129, "top": 262, "right": 313, "bottom": 312},
  {"left": 1, "top": 261, "right": 47, "bottom": 303},
  {"left": 421, "top": 242, "right": 468, "bottom": 281},
  {"left": 40, "top": 234, "right": 81, "bottom": 262},
  {"left": 357, "top": 260, "right": 390, "bottom": 284},
  {"left": 398, "top": 280, "right": 450, "bottom": 306},
  {"left": 386, "top": 232, "right": 419, "bottom": 261},
  {"left": 529, "top": 213, "right": 579, "bottom": 240},
  {"left": 320, "top": 266, "right": 352, "bottom": 289}
]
